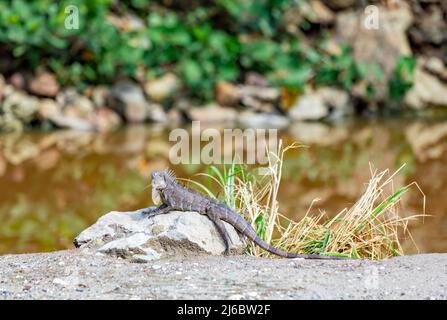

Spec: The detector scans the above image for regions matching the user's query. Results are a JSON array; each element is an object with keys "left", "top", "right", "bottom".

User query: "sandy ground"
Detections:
[{"left": 0, "top": 250, "right": 445, "bottom": 299}]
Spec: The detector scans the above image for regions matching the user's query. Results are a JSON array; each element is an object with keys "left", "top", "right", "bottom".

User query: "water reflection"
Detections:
[{"left": 0, "top": 120, "right": 445, "bottom": 254}]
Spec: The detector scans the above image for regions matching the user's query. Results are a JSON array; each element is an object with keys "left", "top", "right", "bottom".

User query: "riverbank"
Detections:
[
  {"left": 1, "top": 1, "right": 447, "bottom": 133},
  {"left": 0, "top": 250, "right": 445, "bottom": 299}
]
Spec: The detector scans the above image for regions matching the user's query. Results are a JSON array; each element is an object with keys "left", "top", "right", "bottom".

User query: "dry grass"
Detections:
[{"left": 188, "top": 141, "right": 426, "bottom": 260}]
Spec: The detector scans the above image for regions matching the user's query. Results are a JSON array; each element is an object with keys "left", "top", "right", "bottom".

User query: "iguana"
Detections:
[{"left": 143, "top": 170, "right": 345, "bottom": 260}]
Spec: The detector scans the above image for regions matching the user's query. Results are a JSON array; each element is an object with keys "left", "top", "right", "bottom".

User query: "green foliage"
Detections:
[
  {"left": 0, "top": 0, "right": 411, "bottom": 102},
  {"left": 388, "top": 55, "right": 416, "bottom": 101}
]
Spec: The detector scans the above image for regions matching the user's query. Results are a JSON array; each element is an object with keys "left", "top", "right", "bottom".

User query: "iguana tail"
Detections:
[{"left": 222, "top": 210, "right": 347, "bottom": 260}]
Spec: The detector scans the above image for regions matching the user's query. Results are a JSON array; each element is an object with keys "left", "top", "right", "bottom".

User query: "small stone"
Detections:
[
  {"left": 52, "top": 278, "right": 68, "bottom": 286},
  {"left": 146, "top": 103, "right": 168, "bottom": 123},
  {"left": 144, "top": 73, "right": 180, "bottom": 102},
  {"left": 93, "top": 107, "right": 122, "bottom": 132},
  {"left": 37, "top": 99, "right": 60, "bottom": 120},
  {"left": 215, "top": 81, "right": 241, "bottom": 107},
  {"left": 288, "top": 94, "right": 328, "bottom": 121},
  {"left": 8, "top": 72, "right": 26, "bottom": 90},
  {"left": 301, "top": 0, "right": 335, "bottom": 25},
  {"left": 111, "top": 80, "right": 148, "bottom": 122},
  {"left": 90, "top": 86, "right": 110, "bottom": 107},
  {"left": 29, "top": 71, "right": 60, "bottom": 97},
  {"left": 239, "top": 85, "right": 280, "bottom": 113}
]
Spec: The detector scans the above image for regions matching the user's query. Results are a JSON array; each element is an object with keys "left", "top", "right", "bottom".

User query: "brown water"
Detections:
[{"left": 0, "top": 120, "right": 446, "bottom": 255}]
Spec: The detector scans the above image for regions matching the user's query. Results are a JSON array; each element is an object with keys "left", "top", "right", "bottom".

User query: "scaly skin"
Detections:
[{"left": 144, "top": 170, "right": 346, "bottom": 260}]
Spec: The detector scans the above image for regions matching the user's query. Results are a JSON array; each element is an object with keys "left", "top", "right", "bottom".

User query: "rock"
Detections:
[
  {"left": 301, "top": 0, "right": 335, "bottom": 25},
  {"left": 404, "top": 62, "right": 447, "bottom": 109},
  {"left": 93, "top": 107, "right": 122, "bottom": 132},
  {"left": 110, "top": 80, "right": 148, "bottom": 122},
  {"left": 0, "top": 113, "right": 23, "bottom": 132},
  {"left": 144, "top": 73, "right": 180, "bottom": 102},
  {"left": 424, "top": 57, "right": 447, "bottom": 82},
  {"left": 37, "top": 99, "right": 60, "bottom": 120},
  {"left": 166, "top": 108, "right": 183, "bottom": 124},
  {"left": 50, "top": 89, "right": 98, "bottom": 130},
  {"left": 409, "top": 4, "right": 446, "bottom": 46},
  {"left": 2, "top": 91, "right": 39, "bottom": 121},
  {"left": 215, "top": 81, "right": 241, "bottom": 107},
  {"left": 187, "top": 104, "right": 238, "bottom": 123},
  {"left": 106, "top": 13, "right": 145, "bottom": 32},
  {"left": 237, "top": 111, "right": 290, "bottom": 129},
  {"left": 29, "top": 71, "right": 60, "bottom": 97},
  {"left": 8, "top": 72, "right": 26, "bottom": 90},
  {"left": 56, "top": 88, "right": 95, "bottom": 117},
  {"left": 335, "top": 2, "right": 413, "bottom": 101},
  {"left": 240, "top": 85, "right": 279, "bottom": 103},
  {"left": 288, "top": 94, "right": 328, "bottom": 121},
  {"left": 49, "top": 115, "right": 96, "bottom": 131},
  {"left": 74, "top": 209, "right": 245, "bottom": 261},
  {"left": 316, "top": 87, "right": 353, "bottom": 119},
  {"left": 1, "top": 91, "right": 39, "bottom": 132},
  {"left": 239, "top": 85, "right": 280, "bottom": 113},
  {"left": 245, "top": 72, "right": 269, "bottom": 87},
  {"left": 90, "top": 86, "right": 110, "bottom": 108},
  {"left": 146, "top": 102, "right": 168, "bottom": 123}
]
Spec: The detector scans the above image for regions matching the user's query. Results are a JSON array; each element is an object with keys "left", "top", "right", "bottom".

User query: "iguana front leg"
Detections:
[
  {"left": 143, "top": 191, "right": 176, "bottom": 218},
  {"left": 206, "top": 208, "right": 232, "bottom": 255},
  {"left": 141, "top": 203, "right": 173, "bottom": 218}
]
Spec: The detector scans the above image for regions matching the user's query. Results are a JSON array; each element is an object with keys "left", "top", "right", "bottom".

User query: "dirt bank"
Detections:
[{"left": 0, "top": 250, "right": 445, "bottom": 300}]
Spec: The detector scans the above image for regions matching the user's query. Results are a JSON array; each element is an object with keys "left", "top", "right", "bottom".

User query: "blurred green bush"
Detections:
[{"left": 0, "top": 0, "right": 412, "bottom": 102}]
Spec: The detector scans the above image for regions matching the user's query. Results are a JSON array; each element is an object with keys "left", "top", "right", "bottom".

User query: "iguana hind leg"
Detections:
[{"left": 206, "top": 209, "right": 232, "bottom": 255}]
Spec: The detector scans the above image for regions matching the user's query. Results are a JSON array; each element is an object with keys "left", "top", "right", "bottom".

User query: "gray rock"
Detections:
[
  {"left": 215, "top": 81, "right": 241, "bottom": 107},
  {"left": 74, "top": 209, "right": 245, "bottom": 261},
  {"left": 28, "top": 71, "right": 60, "bottom": 98},
  {"left": 301, "top": 0, "right": 335, "bottom": 25},
  {"left": 56, "top": 88, "right": 95, "bottom": 116},
  {"left": 110, "top": 80, "right": 148, "bottom": 122},
  {"left": 2, "top": 91, "right": 39, "bottom": 122},
  {"left": 0, "top": 90, "right": 38, "bottom": 132},
  {"left": 288, "top": 94, "right": 328, "bottom": 121},
  {"left": 146, "top": 102, "right": 168, "bottom": 123},
  {"left": 144, "top": 73, "right": 180, "bottom": 102},
  {"left": 404, "top": 61, "right": 447, "bottom": 109},
  {"left": 37, "top": 99, "right": 60, "bottom": 120},
  {"left": 335, "top": 2, "right": 413, "bottom": 101},
  {"left": 317, "top": 87, "right": 353, "bottom": 119},
  {"left": 90, "top": 86, "right": 110, "bottom": 108},
  {"left": 240, "top": 85, "right": 279, "bottom": 113}
]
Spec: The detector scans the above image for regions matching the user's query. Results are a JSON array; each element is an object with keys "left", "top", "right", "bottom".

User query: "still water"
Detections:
[{"left": 0, "top": 119, "right": 445, "bottom": 255}]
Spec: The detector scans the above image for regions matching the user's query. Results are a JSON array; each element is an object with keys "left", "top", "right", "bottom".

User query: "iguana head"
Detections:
[{"left": 150, "top": 170, "right": 176, "bottom": 205}]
